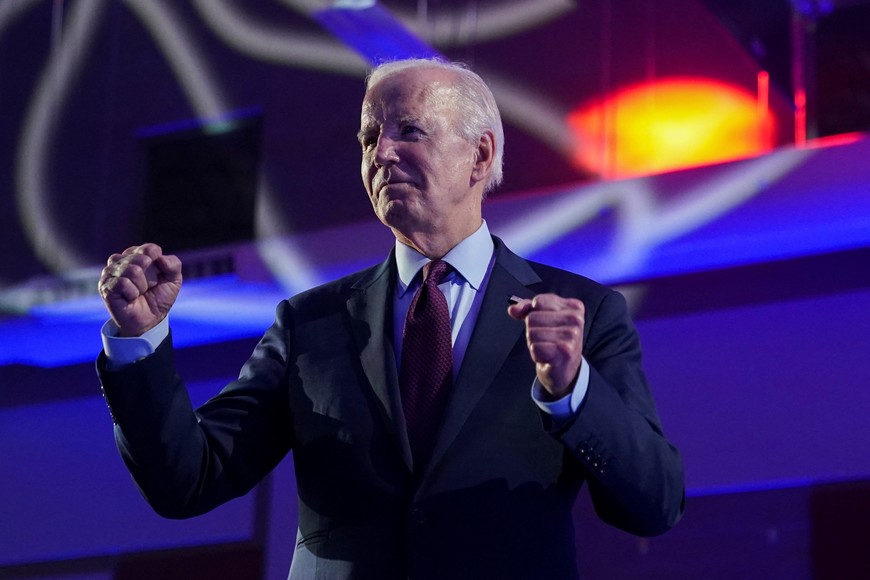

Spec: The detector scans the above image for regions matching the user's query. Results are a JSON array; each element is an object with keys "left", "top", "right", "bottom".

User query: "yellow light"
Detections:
[{"left": 567, "top": 77, "right": 776, "bottom": 179}]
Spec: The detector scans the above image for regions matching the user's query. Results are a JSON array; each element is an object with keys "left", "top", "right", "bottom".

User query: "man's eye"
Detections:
[{"left": 401, "top": 125, "right": 423, "bottom": 137}]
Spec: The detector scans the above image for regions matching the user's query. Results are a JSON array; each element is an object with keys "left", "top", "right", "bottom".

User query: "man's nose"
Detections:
[{"left": 373, "top": 135, "right": 399, "bottom": 166}]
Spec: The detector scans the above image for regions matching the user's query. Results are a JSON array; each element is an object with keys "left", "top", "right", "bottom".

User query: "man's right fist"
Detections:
[{"left": 98, "top": 243, "right": 183, "bottom": 337}]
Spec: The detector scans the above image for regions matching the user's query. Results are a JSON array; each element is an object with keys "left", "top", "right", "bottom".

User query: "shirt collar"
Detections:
[{"left": 395, "top": 221, "right": 494, "bottom": 297}]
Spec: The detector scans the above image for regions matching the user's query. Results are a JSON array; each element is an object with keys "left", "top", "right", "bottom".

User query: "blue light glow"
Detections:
[
  {"left": 313, "top": 4, "right": 440, "bottom": 65},
  {"left": 2, "top": 136, "right": 869, "bottom": 368}
]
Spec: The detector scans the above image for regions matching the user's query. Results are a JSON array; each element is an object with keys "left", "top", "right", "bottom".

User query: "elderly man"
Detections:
[{"left": 97, "top": 58, "right": 684, "bottom": 579}]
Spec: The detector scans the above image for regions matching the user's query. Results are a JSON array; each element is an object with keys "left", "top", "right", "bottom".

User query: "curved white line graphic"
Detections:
[
  {"left": 394, "top": 0, "right": 575, "bottom": 47},
  {"left": 499, "top": 146, "right": 816, "bottom": 280},
  {"left": 191, "top": 0, "right": 368, "bottom": 75},
  {"left": 13, "top": 0, "right": 319, "bottom": 290},
  {"left": 123, "top": 0, "right": 321, "bottom": 292},
  {"left": 16, "top": 0, "right": 108, "bottom": 272},
  {"left": 0, "top": 0, "right": 42, "bottom": 38},
  {"left": 192, "top": 0, "right": 581, "bottom": 162}
]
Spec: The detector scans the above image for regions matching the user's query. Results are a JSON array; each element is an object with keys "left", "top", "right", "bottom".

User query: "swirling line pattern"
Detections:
[{"left": 7, "top": 0, "right": 577, "bottom": 276}]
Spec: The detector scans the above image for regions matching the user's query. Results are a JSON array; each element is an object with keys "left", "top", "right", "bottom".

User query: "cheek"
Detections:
[{"left": 361, "top": 158, "right": 373, "bottom": 188}]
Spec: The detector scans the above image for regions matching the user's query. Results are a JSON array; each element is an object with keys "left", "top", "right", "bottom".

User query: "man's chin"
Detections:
[
  {"left": 377, "top": 203, "right": 405, "bottom": 224},
  {"left": 376, "top": 201, "right": 417, "bottom": 231}
]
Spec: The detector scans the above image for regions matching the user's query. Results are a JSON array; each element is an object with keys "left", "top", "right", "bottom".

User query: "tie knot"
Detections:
[{"left": 423, "top": 260, "right": 452, "bottom": 286}]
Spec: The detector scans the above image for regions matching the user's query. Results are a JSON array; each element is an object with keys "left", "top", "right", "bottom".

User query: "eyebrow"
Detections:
[
  {"left": 356, "top": 114, "right": 432, "bottom": 143},
  {"left": 397, "top": 114, "right": 426, "bottom": 127}
]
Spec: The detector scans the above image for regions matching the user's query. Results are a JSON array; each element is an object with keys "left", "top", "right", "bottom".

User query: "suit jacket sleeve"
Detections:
[
  {"left": 96, "top": 306, "right": 295, "bottom": 519},
  {"left": 550, "top": 287, "right": 685, "bottom": 536}
]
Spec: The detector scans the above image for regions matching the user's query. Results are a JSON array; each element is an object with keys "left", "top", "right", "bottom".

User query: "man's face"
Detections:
[{"left": 359, "top": 68, "right": 482, "bottom": 241}]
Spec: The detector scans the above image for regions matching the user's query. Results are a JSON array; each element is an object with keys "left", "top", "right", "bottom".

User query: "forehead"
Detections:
[{"left": 360, "top": 68, "right": 456, "bottom": 125}]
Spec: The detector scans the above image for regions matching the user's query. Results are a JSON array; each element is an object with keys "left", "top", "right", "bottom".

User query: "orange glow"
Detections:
[{"left": 567, "top": 77, "right": 776, "bottom": 178}]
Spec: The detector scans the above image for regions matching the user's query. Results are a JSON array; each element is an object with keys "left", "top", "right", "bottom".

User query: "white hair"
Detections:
[{"left": 366, "top": 58, "right": 505, "bottom": 195}]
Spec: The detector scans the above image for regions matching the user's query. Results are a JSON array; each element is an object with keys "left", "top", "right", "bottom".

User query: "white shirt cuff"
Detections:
[
  {"left": 531, "top": 357, "right": 590, "bottom": 420},
  {"left": 101, "top": 317, "right": 169, "bottom": 368}
]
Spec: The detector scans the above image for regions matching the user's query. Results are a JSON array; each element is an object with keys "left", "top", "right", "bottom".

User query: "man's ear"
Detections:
[{"left": 471, "top": 130, "right": 495, "bottom": 184}]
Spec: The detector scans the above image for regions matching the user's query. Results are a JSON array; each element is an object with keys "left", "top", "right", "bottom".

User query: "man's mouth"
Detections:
[{"left": 378, "top": 179, "right": 411, "bottom": 195}]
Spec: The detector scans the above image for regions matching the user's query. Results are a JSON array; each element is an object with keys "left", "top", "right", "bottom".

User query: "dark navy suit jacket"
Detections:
[{"left": 98, "top": 237, "right": 684, "bottom": 579}]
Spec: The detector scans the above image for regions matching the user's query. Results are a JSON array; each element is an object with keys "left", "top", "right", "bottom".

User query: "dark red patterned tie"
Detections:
[{"left": 400, "top": 259, "right": 453, "bottom": 472}]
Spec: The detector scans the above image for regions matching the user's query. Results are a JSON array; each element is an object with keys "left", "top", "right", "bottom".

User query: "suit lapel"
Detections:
[
  {"left": 346, "top": 254, "right": 414, "bottom": 470},
  {"left": 424, "top": 238, "right": 542, "bottom": 477}
]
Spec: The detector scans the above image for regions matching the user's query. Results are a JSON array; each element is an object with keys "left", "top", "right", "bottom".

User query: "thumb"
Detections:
[{"left": 507, "top": 298, "right": 532, "bottom": 320}]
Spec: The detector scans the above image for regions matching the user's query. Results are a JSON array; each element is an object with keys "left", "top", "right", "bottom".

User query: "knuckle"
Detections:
[{"left": 126, "top": 263, "right": 144, "bottom": 276}]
